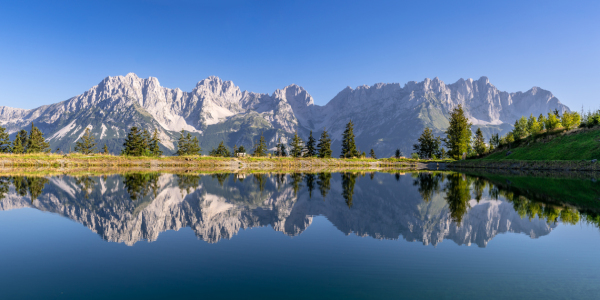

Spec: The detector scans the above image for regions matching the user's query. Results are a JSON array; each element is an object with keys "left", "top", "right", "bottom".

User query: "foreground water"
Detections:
[{"left": 0, "top": 171, "right": 599, "bottom": 299}]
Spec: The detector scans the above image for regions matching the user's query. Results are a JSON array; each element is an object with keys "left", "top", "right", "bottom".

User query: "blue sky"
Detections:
[{"left": 0, "top": 0, "right": 598, "bottom": 110}]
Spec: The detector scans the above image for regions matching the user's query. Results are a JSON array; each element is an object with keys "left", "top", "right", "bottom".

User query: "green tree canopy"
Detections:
[
  {"left": 473, "top": 128, "right": 486, "bottom": 156},
  {"left": 317, "top": 129, "right": 332, "bottom": 158},
  {"left": 26, "top": 123, "right": 50, "bottom": 153},
  {"left": 149, "top": 129, "right": 163, "bottom": 157},
  {"left": 413, "top": 127, "right": 442, "bottom": 159},
  {"left": 0, "top": 126, "right": 11, "bottom": 153},
  {"left": 252, "top": 133, "right": 268, "bottom": 157},
  {"left": 341, "top": 120, "right": 359, "bottom": 158},
  {"left": 289, "top": 131, "right": 304, "bottom": 158},
  {"left": 369, "top": 149, "right": 376, "bottom": 159},
  {"left": 74, "top": 128, "right": 97, "bottom": 154},
  {"left": 443, "top": 105, "right": 472, "bottom": 160},
  {"left": 304, "top": 131, "right": 317, "bottom": 157},
  {"left": 122, "top": 127, "right": 146, "bottom": 156},
  {"left": 210, "top": 141, "right": 231, "bottom": 157}
]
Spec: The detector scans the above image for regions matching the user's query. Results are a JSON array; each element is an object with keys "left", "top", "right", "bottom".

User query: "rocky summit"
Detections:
[{"left": 0, "top": 74, "right": 569, "bottom": 156}]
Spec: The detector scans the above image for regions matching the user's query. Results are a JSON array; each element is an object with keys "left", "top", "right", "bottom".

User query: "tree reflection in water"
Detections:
[
  {"left": 304, "top": 173, "right": 316, "bottom": 198},
  {"left": 123, "top": 173, "right": 161, "bottom": 201},
  {"left": 177, "top": 174, "right": 201, "bottom": 196},
  {"left": 341, "top": 172, "right": 358, "bottom": 208},
  {"left": 75, "top": 176, "right": 96, "bottom": 199},
  {"left": 12, "top": 176, "right": 49, "bottom": 203},
  {"left": 412, "top": 172, "right": 443, "bottom": 203},
  {"left": 317, "top": 173, "right": 331, "bottom": 199}
]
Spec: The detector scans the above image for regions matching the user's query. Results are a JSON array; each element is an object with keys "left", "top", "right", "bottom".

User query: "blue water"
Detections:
[{"left": 0, "top": 172, "right": 598, "bottom": 299}]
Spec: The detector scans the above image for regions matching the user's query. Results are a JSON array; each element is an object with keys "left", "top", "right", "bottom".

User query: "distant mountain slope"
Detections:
[{"left": 0, "top": 74, "right": 569, "bottom": 156}]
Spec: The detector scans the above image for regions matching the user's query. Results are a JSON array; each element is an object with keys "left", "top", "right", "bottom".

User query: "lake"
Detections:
[{"left": 0, "top": 171, "right": 599, "bottom": 299}]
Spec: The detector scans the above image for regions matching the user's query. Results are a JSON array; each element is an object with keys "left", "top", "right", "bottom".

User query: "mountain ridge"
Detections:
[{"left": 0, "top": 74, "right": 569, "bottom": 156}]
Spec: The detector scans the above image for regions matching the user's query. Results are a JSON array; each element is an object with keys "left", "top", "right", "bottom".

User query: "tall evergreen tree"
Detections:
[
  {"left": 122, "top": 127, "right": 144, "bottom": 156},
  {"left": 0, "top": 126, "right": 11, "bottom": 153},
  {"left": 74, "top": 128, "right": 97, "bottom": 154},
  {"left": 252, "top": 133, "right": 268, "bottom": 157},
  {"left": 26, "top": 123, "right": 50, "bottom": 153},
  {"left": 103, "top": 144, "right": 109, "bottom": 155},
  {"left": 176, "top": 130, "right": 189, "bottom": 156},
  {"left": 232, "top": 145, "right": 238, "bottom": 157},
  {"left": 210, "top": 141, "right": 230, "bottom": 157},
  {"left": 275, "top": 137, "right": 287, "bottom": 157},
  {"left": 489, "top": 133, "right": 500, "bottom": 150},
  {"left": 188, "top": 135, "right": 201, "bottom": 155},
  {"left": 238, "top": 145, "right": 246, "bottom": 154},
  {"left": 149, "top": 129, "right": 162, "bottom": 157},
  {"left": 395, "top": 149, "right": 403, "bottom": 159},
  {"left": 289, "top": 131, "right": 304, "bottom": 157},
  {"left": 12, "top": 135, "right": 24, "bottom": 154},
  {"left": 443, "top": 105, "right": 472, "bottom": 160},
  {"left": 317, "top": 129, "right": 332, "bottom": 158},
  {"left": 141, "top": 129, "right": 151, "bottom": 156},
  {"left": 341, "top": 120, "right": 359, "bottom": 158},
  {"left": 304, "top": 131, "right": 317, "bottom": 157},
  {"left": 473, "top": 128, "right": 486, "bottom": 156},
  {"left": 16, "top": 130, "right": 28, "bottom": 153},
  {"left": 369, "top": 149, "right": 376, "bottom": 159},
  {"left": 413, "top": 127, "right": 442, "bottom": 159}
]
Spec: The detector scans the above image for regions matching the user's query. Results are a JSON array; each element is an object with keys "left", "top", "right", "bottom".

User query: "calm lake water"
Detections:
[{"left": 0, "top": 171, "right": 599, "bottom": 299}]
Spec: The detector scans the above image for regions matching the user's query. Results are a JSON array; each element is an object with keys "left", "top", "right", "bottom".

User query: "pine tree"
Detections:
[
  {"left": 12, "top": 134, "right": 24, "bottom": 154},
  {"left": 473, "top": 128, "right": 486, "bottom": 156},
  {"left": 289, "top": 131, "right": 304, "bottom": 157},
  {"left": 538, "top": 113, "right": 547, "bottom": 131},
  {"left": 0, "top": 126, "right": 11, "bottom": 153},
  {"left": 210, "top": 141, "right": 230, "bottom": 157},
  {"left": 103, "top": 144, "right": 109, "bottom": 155},
  {"left": 16, "top": 130, "right": 28, "bottom": 153},
  {"left": 238, "top": 145, "right": 246, "bottom": 154},
  {"left": 317, "top": 129, "right": 332, "bottom": 158},
  {"left": 26, "top": 123, "right": 50, "bottom": 153},
  {"left": 74, "top": 128, "right": 97, "bottom": 154},
  {"left": 369, "top": 149, "right": 376, "bottom": 159},
  {"left": 304, "top": 131, "right": 316, "bottom": 157},
  {"left": 122, "top": 127, "right": 145, "bottom": 156},
  {"left": 276, "top": 137, "right": 287, "bottom": 157},
  {"left": 395, "top": 149, "right": 402, "bottom": 159},
  {"left": 253, "top": 133, "right": 267, "bottom": 157},
  {"left": 188, "top": 135, "right": 201, "bottom": 155},
  {"left": 141, "top": 129, "right": 151, "bottom": 156},
  {"left": 489, "top": 133, "right": 500, "bottom": 149},
  {"left": 176, "top": 130, "right": 189, "bottom": 156},
  {"left": 149, "top": 129, "right": 162, "bottom": 157},
  {"left": 232, "top": 145, "right": 238, "bottom": 157},
  {"left": 413, "top": 127, "right": 442, "bottom": 159},
  {"left": 443, "top": 105, "right": 472, "bottom": 160},
  {"left": 341, "top": 120, "right": 359, "bottom": 158}
]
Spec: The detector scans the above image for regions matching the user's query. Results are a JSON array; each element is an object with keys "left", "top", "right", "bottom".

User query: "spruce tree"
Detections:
[
  {"left": 473, "top": 128, "right": 486, "bottom": 156},
  {"left": 253, "top": 133, "right": 267, "bottom": 157},
  {"left": 395, "top": 149, "right": 402, "bottom": 159},
  {"left": 232, "top": 145, "right": 238, "bottom": 157},
  {"left": 26, "top": 123, "right": 50, "bottom": 153},
  {"left": 149, "top": 129, "right": 162, "bottom": 157},
  {"left": 12, "top": 134, "right": 24, "bottom": 154},
  {"left": 74, "top": 128, "right": 97, "bottom": 154},
  {"left": 238, "top": 145, "right": 246, "bottom": 154},
  {"left": 304, "top": 131, "right": 317, "bottom": 157},
  {"left": 413, "top": 127, "right": 441, "bottom": 159},
  {"left": 141, "top": 129, "right": 151, "bottom": 156},
  {"left": 16, "top": 130, "right": 28, "bottom": 153},
  {"left": 369, "top": 149, "right": 376, "bottom": 159},
  {"left": 276, "top": 137, "right": 287, "bottom": 157},
  {"left": 0, "top": 126, "right": 11, "bottom": 153},
  {"left": 317, "top": 129, "right": 332, "bottom": 158},
  {"left": 122, "top": 127, "right": 145, "bottom": 156},
  {"left": 176, "top": 130, "right": 188, "bottom": 156},
  {"left": 103, "top": 144, "right": 109, "bottom": 155},
  {"left": 210, "top": 141, "right": 230, "bottom": 157},
  {"left": 341, "top": 120, "right": 359, "bottom": 158},
  {"left": 187, "top": 135, "right": 201, "bottom": 155},
  {"left": 289, "top": 131, "right": 304, "bottom": 157},
  {"left": 443, "top": 105, "right": 472, "bottom": 160},
  {"left": 489, "top": 133, "right": 500, "bottom": 150}
]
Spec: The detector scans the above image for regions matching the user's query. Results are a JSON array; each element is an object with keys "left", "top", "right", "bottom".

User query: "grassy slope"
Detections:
[{"left": 483, "top": 127, "right": 600, "bottom": 161}]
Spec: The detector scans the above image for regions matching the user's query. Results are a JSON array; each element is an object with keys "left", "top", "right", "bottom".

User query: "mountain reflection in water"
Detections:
[{"left": 0, "top": 172, "right": 596, "bottom": 247}]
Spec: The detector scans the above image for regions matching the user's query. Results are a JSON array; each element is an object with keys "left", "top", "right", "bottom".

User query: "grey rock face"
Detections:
[{"left": 0, "top": 74, "right": 569, "bottom": 156}]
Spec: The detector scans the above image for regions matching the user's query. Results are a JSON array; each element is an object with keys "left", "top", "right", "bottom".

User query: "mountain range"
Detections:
[{"left": 0, "top": 74, "right": 569, "bottom": 156}]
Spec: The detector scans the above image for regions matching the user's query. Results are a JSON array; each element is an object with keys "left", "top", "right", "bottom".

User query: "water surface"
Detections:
[{"left": 0, "top": 172, "right": 598, "bottom": 299}]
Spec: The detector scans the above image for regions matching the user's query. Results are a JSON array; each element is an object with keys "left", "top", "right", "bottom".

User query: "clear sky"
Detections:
[{"left": 0, "top": 0, "right": 598, "bottom": 110}]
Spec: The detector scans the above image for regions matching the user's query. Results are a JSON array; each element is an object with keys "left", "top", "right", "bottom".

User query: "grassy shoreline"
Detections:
[{"left": 0, "top": 153, "right": 452, "bottom": 173}]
